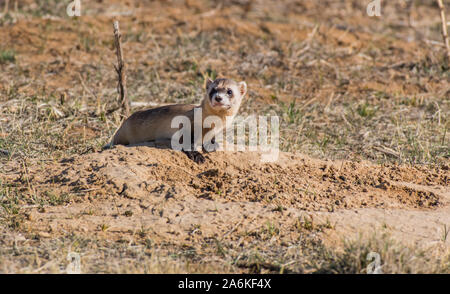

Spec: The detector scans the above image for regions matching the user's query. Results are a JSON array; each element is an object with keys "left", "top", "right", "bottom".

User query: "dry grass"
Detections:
[
  {"left": 0, "top": 0, "right": 449, "bottom": 273},
  {"left": 1, "top": 216, "right": 448, "bottom": 274}
]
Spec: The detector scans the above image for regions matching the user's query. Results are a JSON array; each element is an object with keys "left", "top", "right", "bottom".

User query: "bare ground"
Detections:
[
  {"left": 1, "top": 145, "right": 449, "bottom": 273},
  {"left": 0, "top": 0, "right": 449, "bottom": 273}
]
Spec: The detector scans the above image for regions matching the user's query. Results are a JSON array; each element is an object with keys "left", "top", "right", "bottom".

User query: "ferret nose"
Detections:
[{"left": 215, "top": 96, "right": 222, "bottom": 102}]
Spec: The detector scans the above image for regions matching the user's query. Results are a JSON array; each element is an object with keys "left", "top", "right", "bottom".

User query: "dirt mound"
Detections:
[
  {"left": 3, "top": 145, "right": 449, "bottom": 273},
  {"left": 34, "top": 145, "right": 447, "bottom": 212}
]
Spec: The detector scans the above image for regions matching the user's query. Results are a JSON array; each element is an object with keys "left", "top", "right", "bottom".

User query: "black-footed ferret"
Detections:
[{"left": 106, "top": 78, "right": 247, "bottom": 163}]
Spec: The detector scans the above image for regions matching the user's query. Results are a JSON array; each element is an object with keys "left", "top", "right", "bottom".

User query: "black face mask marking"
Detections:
[{"left": 209, "top": 88, "right": 218, "bottom": 101}]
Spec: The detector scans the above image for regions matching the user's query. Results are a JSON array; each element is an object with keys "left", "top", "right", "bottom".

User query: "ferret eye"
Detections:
[{"left": 227, "top": 89, "right": 233, "bottom": 96}]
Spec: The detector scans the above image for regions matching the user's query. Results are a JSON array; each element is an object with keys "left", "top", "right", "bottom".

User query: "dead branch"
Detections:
[
  {"left": 113, "top": 20, "right": 130, "bottom": 117},
  {"left": 437, "top": 0, "right": 450, "bottom": 60}
]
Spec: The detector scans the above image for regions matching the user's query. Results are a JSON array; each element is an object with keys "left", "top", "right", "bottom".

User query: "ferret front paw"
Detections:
[{"left": 183, "top": 150, "right": 206, "bottom": 164}]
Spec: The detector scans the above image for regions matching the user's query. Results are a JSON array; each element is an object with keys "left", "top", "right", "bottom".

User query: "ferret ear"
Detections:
[
  {"left": 238, "top": 81, "right": 247, "bottom": 96},
  {"left": 205, "top": 78, "right": 214, "bottom": 90}
]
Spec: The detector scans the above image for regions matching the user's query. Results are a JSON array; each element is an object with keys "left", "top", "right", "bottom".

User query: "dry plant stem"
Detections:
[
  {"left": 407, "top": 0, "right": 414, "bottom": 27},
  {"left": 113, "top": 20, "right": 130, "bottom": 117},
  {"left": 3, "top": 0, "right": 9, "bottom": 14},
  {"left": 437, "top": 0, "right": 450, "bottom": 60}
]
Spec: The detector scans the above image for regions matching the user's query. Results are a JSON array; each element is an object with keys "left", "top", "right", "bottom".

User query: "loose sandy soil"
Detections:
[
  {"left": 2, "top": 145, "right": 449, "bottom": 273},
  {"left": 0, "top": 0, "right": 449, "bottom": 273}
]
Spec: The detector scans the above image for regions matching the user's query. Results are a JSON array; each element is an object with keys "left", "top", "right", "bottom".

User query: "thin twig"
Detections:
[
  {"left": 3, "top": 0, "right": 9, "bottom": 14},
  {"left": 78, "top": 73, "right": 98, "bottom": 101},
  {"left": 113, "top": 20, "right": 130, "bottom": 117},
  {"left": 221, "top": 219, "right": 243, "bottom": 241},
  {"left": 437, "top": 0, "right": 450, "bottom": 60},
  {"left": 372, "top": 145, "right": 400, "bottom": 159}
]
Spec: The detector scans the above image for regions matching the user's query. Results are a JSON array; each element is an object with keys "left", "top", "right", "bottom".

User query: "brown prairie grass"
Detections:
[{"left": 0, "top": 0, "right": 449, "bottom": 273}]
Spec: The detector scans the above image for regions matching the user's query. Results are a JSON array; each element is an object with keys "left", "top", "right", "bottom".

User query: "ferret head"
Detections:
[{"left": 204, "top": 78, "right": 247, "bottom": 114}]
